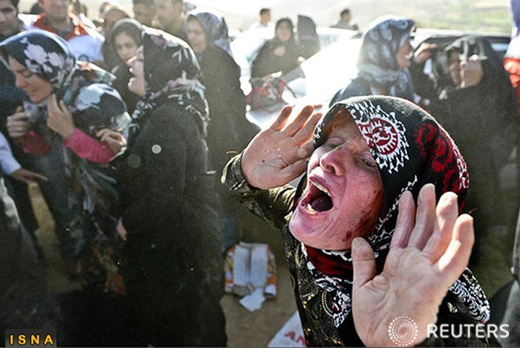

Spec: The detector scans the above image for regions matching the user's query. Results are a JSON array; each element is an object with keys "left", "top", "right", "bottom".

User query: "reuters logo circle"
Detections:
[{"left": 388, "top": 316, "right": 418, "bottom": 346}]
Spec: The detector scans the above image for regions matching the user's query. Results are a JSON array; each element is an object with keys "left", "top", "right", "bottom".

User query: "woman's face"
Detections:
[
  {"left": 396, "top": 38, "right": 413, "bottom": 69},
  {"left": 187, "top": 18, "right": 207, "bottom": 54},
  {"left": 276, "top": 21, "right": 292, "bottom": 43},
  {"left": 114, "top": 32, "right": 138, "bottom": 63},
  {"left": 8, "top": 56, "right": 53, "bottom": 103},
  {"left": 127, "top": 46, "right": 146, "bottom": 96},
  {"left": 289, "top": 114, "right": 384, "bottom": 250}
]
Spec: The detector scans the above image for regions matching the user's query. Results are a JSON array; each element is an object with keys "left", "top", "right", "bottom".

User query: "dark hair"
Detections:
[
  {"left": 132, "top": 0, "right": 154, "bottom": 6},
  {"left": 260, "top": 8, "right": 270, "bottom": 16},
  {"left": 340, "top": 9, "right": 351, "bottom": 17},
  {"left": 8, "top": 0, "right": 19, "bottom": 10},
  {"left": 110, "top": 18, "right": 142, "bottom": 49},
  {"left": 104, "top": 5, "right": 130, "bottom": 19},
  {"left": 275, "top": 17, "right": 294, "bottom": 31},
  {"left": 70, "top": 0, "right": 87, "bottom": 16},
  {"left": 29, "top": 1, "right": 43, "bottom": 14}
]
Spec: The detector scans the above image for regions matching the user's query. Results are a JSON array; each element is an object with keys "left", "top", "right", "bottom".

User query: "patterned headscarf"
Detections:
[
  {"left": 356, "top": 16, "right": 416, "bottom": 101},
  {"left": 0, "top": 30, "right": 128, "bottom": 136},
  {"left": 0, "top": 30, "right": 76, "bottom": 91},
  {"left": 296, "top": 96, "right": 489, "bottom": 327},
  {"left": 132, "top": 27, "right": 209, "bottom": 136},
  {"left": 187, "top": 10, "right": 232, "bottom": 56}
]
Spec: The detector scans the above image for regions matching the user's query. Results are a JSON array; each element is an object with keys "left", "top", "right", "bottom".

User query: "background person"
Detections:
[
  {"left": 330, "top": 15, "right": 417, "bottom": 105},
  {"left": 251, "top": 17, "right": 301, "bottom": 78},
  {"left": 29, "top": 0, "right": 105, "bottom": 65},
  {"left": 110, "top": 18, "right": 141, "bottom": 114},
  {"left": 105, "top": 27, "right": 226, "bottom": 346},
  {"left": 100, "top": 4, "right": 130, "bottom": 71},
  {"left": 132, "top": 0, "right": 155, "bottom": 27},
  {"left": 249, "top": 7, "right": 273, "bottom": 30},
  {"left": 1, "top": 30, "right": 130, "bottom": 290},
  {"left": 153, "top": 0, "right": 187, "bottom": 41},
  {"left": 187, "top": 9, "right": 260, "bottom": 251},
  {"left": 297, "top": 14, "right": 320, "bottom": 59},
  {"left": 332, "top": 8, "right": 358, "bottom": 31},
  {"left": 411, "top": 35, "right": 519, "bottom": 265}
]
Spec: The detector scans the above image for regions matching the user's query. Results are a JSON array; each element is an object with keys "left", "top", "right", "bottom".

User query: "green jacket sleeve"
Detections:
[{"left": 221, "top": 153, "right": 297, "bottom": 231}]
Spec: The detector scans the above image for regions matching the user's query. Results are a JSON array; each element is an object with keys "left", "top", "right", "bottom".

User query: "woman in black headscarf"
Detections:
[
  {"left": 186, "top": 10, "right": 260, "bottom": 250},
  {"left": 110, "top": 18, "right": 142, "bottom": 114},
  {"left": 411, "top": 35, "right": 518, "bottom": 259},
  {"left": 251, "top": 17, "right": 301, "bottom": 78},
  {"left": 297, "top": 14, "right": 320, "bottom": 59},
  {"left": 186, "top": 9, "right": 258, "bottom": 172},
  {"left": 223, "top": 96, "right": 490, "bottom": 346},
  {"left": 107, "top": 27, "right": 226, "bottom": 346}
]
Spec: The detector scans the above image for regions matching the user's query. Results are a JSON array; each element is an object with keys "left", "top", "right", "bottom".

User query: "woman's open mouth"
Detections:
[{"left": 301, "top": 180, "right": 333, "bottom": 213}]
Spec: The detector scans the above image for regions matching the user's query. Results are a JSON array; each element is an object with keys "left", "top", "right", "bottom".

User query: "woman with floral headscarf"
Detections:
[
  {"left": 106, "top": 27, "right": 226, "bottom": 346},
  {"left": 330, "top": 16, "right": 419, "bottom": 106},
  {"left": 187, "top": 10, "right": 260, "bottom": 249},
  {"left": 223, "top": 96, "right": 490, "bottom": 346},
  {"left": 1, "top": 30, "right": 129, "bottom": 293}
]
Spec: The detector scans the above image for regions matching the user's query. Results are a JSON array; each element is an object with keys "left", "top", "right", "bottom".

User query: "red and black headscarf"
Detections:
[{"left": 298, "top": 96, "right": 489, "bottom": 327}]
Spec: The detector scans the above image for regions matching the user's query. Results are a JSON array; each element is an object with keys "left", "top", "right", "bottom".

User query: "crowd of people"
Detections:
[{"left": 0, "top": 0, "right": 518, "bottom": 347}]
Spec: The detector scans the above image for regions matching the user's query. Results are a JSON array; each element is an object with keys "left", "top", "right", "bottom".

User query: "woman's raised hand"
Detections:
[
  {"left": 241, "top": 105, "right": 321, "bottom": 190},
  {"left": 351, "top": 184, "right": 474, "bottom": 347},
  {"left": 47, "top": 94, "right": 76, "bottom": 140}
]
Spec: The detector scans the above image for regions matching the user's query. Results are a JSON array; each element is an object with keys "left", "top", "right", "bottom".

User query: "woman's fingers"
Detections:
[
  {"left": 268, "top": 105, "right": 294, "bottom": 131},
  {"left": 436, "top": 214, "right": 474, "bottom": 286},
  {"left": 59, "top": 100, "right": 71, "bottom": 115},
  {"left": 282, "top": 105, "right": 315, "bottom": 137},
  {"left": 279, "top": 158, "right": 309, "bottom": 182},
  {"left": 7, "top": 113, "right": 30, "bottom": 138},
  {"left": 47, "top": 94, "right": 59, "bottom": 115},
  {"left": 422, "top": 192, "right": 459, "bottom": 262},
  {"left": 352, "top": 237, "right": 377, "bottom": 289},
  {"left": 99, "top": 131, "right": 116, "bottom": 143},
  {"left": 408, "top": 184, "right": 437, "bottom": 250},
  {"left": 292, "top": 112, "right": 322, "bottom": 145},
  {"left": 390, "top": 191, "right": 416, "bottom": 249},
  {"left": 96, "top": 129, "right": 109, "bottom": 138}
]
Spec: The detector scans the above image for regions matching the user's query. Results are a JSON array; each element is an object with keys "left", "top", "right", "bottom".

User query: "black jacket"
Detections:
[
  {"left": 112, "top": 100, "right": 226, "bottom": 345},
  {"left": 199, "top": 46, "right": 258, "bottom": 172},
  {"left": 251, "top": 38, "right": 301, "bottom": 78}
]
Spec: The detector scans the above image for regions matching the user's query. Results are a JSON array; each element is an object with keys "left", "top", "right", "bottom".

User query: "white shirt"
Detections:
[{"left": 0, "top": 132, "right": 21, "bottom": 176}]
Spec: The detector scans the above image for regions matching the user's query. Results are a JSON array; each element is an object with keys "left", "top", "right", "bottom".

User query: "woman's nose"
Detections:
[
  {"left": 15, "top": 77, "right": 26, "bottom": 89},
  {"left": 319, "top": 148, "right": 347, "bottom": 176}
]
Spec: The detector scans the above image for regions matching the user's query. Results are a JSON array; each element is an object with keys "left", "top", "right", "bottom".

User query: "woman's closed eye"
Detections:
[
  {"left": 325, "top": 137, "right": 344, "bottom": 149},
  {"left": 359, "top": 153, "right": 377, "bottom": 169},
  {"left": 20, "top": 70, "right": 34, "bottom": 78}
]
